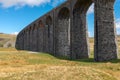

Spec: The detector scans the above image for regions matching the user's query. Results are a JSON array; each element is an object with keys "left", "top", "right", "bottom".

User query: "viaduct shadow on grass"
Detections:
[
  {"left": 53, "top": 54, "right": 120, "bottom": 63},
  {"left": 36, "top": 51, "right": 120, "bottom": 64},
  {"left": 72, "top": 58, "right": 120, "bottom": 63}
]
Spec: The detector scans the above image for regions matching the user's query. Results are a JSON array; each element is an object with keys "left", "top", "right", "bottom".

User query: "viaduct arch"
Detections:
[{"left": 16, "top": 0, "right": 118, "bottom": 61}]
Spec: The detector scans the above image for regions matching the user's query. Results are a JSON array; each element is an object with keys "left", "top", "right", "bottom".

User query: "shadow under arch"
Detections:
[
  {"left": 25, "top": 28, "right": 30, "bottom": 50},
  {"left": 37, "top": 20, "right": 44, "bottom": 52},
  {"left": 58, "top": 7, "right": 70, "bottom": 20},
  {"left": 55, "top": 7, "right": 71, "bottom": 58},
  {"left": 29, "top": 26, "right": 33, "bottom": 51},
  {"left": 71, "top": 0, "right": 93, "bottom": 59},
  {"left": 30, "top": 24, "right": 37, "bottom": 51},
  {"left": 27, "top": 26, "right": 32, "bottom": 51},
  {"left": 45, "top": 15, "right": 54, "bottom": 53}
]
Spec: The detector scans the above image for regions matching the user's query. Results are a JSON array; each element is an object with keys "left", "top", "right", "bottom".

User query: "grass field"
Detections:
[
  {"left": 0, "top": 37, "right": 119, "bottom": 80},
  {"left": 0, "top": 48, "right": 120, "bottom": 80}
]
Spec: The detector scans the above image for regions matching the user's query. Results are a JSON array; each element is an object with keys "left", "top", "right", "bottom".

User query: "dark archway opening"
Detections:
[
  {"left": 29, "top": 26, "right": 32, "bottom": 51},
  {"left": 46, "top": 16, "right": 52, "bottom": 37},
  {"left": 46, "top": 16, "right": 54, "bottom": 53}
]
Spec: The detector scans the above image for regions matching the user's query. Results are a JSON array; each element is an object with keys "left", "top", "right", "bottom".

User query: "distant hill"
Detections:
[{"left": 0, "top": 33, "right": 16, "bottom": 48}]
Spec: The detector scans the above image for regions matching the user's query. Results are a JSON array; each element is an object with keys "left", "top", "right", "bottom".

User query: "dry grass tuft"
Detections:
[{"left": 0, "top": 65, "right": 116, "bottom": 80}]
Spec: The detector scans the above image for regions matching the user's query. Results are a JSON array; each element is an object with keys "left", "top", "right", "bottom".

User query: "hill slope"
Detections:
[{"left": 0, "top": 33, "right": 16, "bottom": 47}]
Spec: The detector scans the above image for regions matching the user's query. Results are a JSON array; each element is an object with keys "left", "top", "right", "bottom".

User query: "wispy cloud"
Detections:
[
  {"left": 117, "top": 30, "right": 120, "bottom": 35},
  {"left": 0, "top": 0, "right": 95, "bottom": 14},
  {"left": 11, "top": 32, "right": 19, "bottom": 35},
  {"left": 88, "top": 32, "right": 91, "bottom": 37},
  {"left": 116, "top": 18, "right": 120, "bottom": 29},
  {"left": 116, "top": 18, "right": 120, "bottom": 35},
  {"left": 51, "top": 0, "right": 66, "bottom": 7},
  {"left": 0, "top": 0, "right": 67, "bottom": 8},
  {"left": 87, "top": 4, "right": 94, "bottom": 15},
  {"left": 0, "top": 0, "right": 51, "bottom": 8}
]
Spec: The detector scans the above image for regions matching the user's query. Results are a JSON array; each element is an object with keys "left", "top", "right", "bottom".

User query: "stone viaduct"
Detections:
[{"left": 16, "top": 0, "right": 118, "bottom": 61}]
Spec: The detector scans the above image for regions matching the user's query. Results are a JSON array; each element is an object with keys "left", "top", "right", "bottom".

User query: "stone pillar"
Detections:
[
  {"left": 23, "top": 32, "right": 26, "bottom": 50},
  {"left": 55, "top": 19, "right": 71, "bottom": 58},
  {"left": 22, "top": 34, "right": 24, "bottom": 50},
  {"left": 35, "top": 28, "right": 38, "bottom": 51},
  {"left": 71, "top": 13, "right": 89, "bottom": 59},
  {"left": 44, "top": 25, "right": 49, "bottom": 53},
  {"left": 34, "top": 27, "right": 38, "bottom": 51},
  {"left": 33, "top": 28, "right": 37, "bottom": 51},
  {"left": 43, "top": 24, "right": 46, "bottom": 52},
  {"left": 26, "top": 30, "right": 29, "bottom": 50},
  {"left": 19, "top": 36, "right": 21, "bottom": 50},
  {"left": 30, "top": 29, "right": 33, "bottom": 51},
  {"left": 19, "top": 37, "right": 21, "bottom": 50},
  {"left": 24, "top": 32, "right": 27, "bottom": 50},
  {"left": 38, "top": 26, "right": 44, "bottom": 52},
  {"left": 25, "top": 32, "right": 28, "bottom": 50},
  {"left": 31, "top": 28, "right": 35, "bottom": 51},
  {"left": 36, "top": 27, "right": 39, "bottom": 52},
  {"left": 28, "top": 30, "right": 30, "bottom": 50},
  {"left": 15, "top": 36, "right": 19, "bottom": 50},
  {"left": 20, "top": 35, "right": 21, "bottom": 49},
  {"left": 94, "top": 0, "right": 118, "bottom": 61},
  {"left": 48, "top": 24, "right": 54, "bottom": 54}
]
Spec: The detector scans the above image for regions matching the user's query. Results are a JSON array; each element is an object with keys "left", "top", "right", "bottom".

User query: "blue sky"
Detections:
[{"left": 0, "top": 0, "right": 119, "bottom": 36}]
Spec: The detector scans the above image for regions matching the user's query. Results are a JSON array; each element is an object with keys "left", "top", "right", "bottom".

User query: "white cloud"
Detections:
[
  {"left": 116, "top": 19, "right": 120, "bottom": 29},
  {"left": 88, "top": 32, "right": 93, "bottom": 37},
  {"left": 115, "top": 18, "right": 120, "bottom": 35},
  {"left": 87, "top": 4, "right": 94, "bottom": 15},
  {"left": 11, "top": 32, "right": 19, "bottom": 35},
  {"left": 0, "top": 0, "right": 95, "bottom": 13},
  {"left": 51, "top": 0, "right": 66, "bottom": 7},
  {"left": 0, "top": 0, "right": 50, "bottom": 8},
  {"left": 117, "top": 30, "right": 120, "bottom": 35}
]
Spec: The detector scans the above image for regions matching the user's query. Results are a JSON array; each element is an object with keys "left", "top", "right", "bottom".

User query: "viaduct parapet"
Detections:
[{"left": 16, "top": 0, "right": 118, "bottom": 61}]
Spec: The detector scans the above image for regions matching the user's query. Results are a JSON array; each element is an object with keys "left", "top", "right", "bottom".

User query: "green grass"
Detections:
[
  {"left": 0, "top": 47, "right": 120, "bottom": 80},
  {"left": 0, "top": 36, "right": 119, "bottom": 80}
]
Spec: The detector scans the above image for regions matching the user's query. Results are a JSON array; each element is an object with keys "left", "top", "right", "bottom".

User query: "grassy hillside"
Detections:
[{"left": 0, "top": 33, "right": 16, "bottom": 47}]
